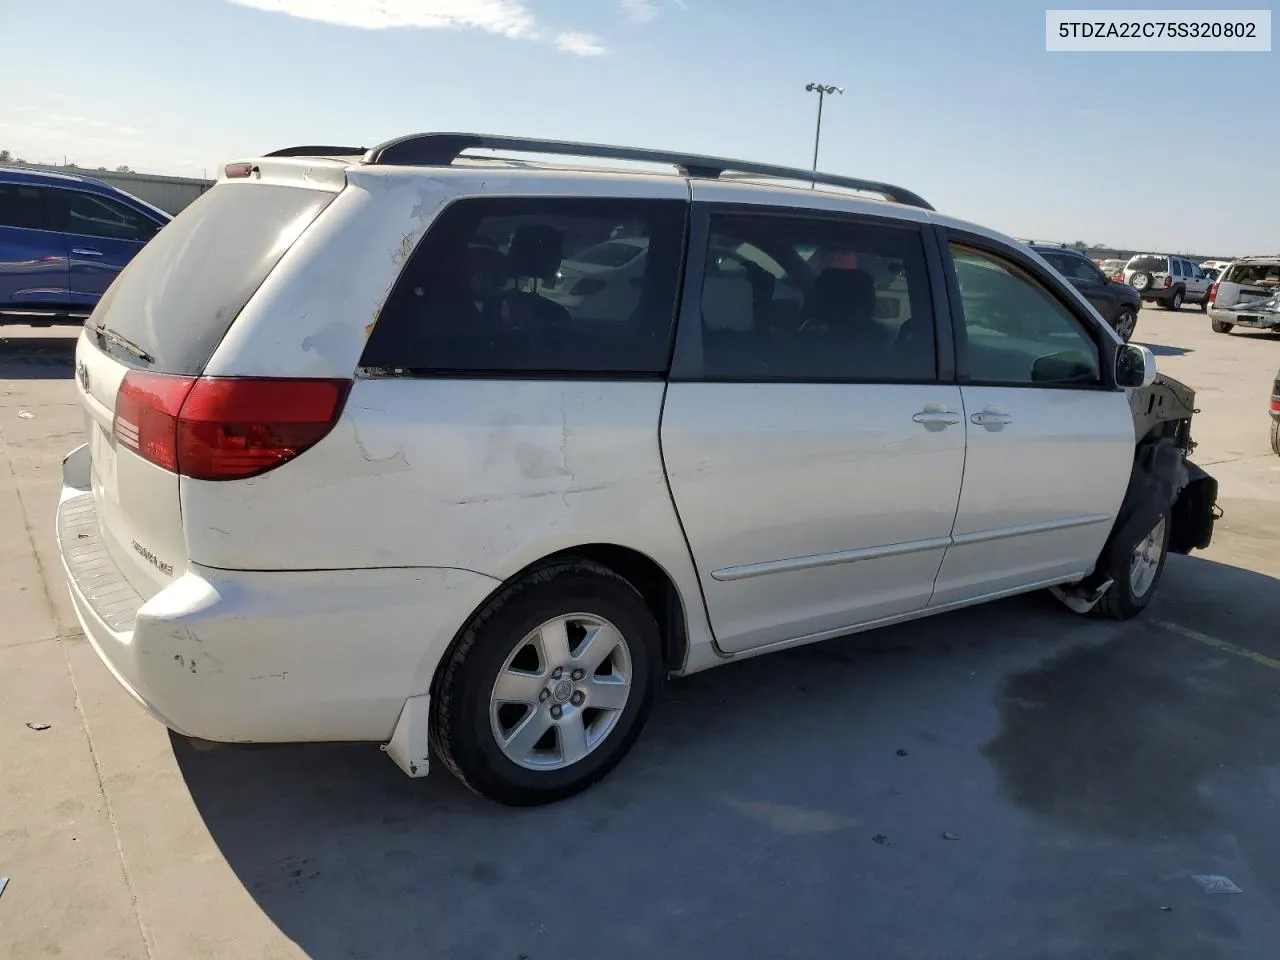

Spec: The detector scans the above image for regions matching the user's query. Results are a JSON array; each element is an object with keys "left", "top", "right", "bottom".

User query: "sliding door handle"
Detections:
[
  {"left": 913, "top": 403, "right": 962, "bottom": 428},
  {"left": 971, "top": 410, "right": 1013, "bottom": 429}
]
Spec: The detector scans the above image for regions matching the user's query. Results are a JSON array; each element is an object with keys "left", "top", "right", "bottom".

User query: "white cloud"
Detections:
[
  {"left": 226, "top": 0, "right": 605, "bottom": 53},
  {"left": 619, "top": 0, "right": 658, "bottom": 24},
  {"left": 555, "top": 31, "right": 606, "bottom": 55}
]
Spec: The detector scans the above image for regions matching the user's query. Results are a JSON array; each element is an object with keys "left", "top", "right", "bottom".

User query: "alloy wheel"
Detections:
[{"left": 489, "top": 613, "right": 633, "bottom": 771}]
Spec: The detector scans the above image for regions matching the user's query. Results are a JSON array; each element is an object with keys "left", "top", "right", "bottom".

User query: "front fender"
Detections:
[{"left": 1169, "top": 462, "right": 1219, "bottom": 555}]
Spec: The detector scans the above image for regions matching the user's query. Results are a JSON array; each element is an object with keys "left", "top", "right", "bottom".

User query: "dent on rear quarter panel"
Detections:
[{"left": 182, "top": 380, "right": 718, "bottom": 669}]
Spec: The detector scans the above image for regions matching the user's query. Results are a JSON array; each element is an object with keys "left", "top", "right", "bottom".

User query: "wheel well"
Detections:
[{"left": 526, "top": 544, "right": 690, "bottom": 674}]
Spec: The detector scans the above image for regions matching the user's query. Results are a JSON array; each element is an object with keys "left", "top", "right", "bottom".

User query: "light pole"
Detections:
[{"left": 804, "top": 82, "right": 843, "bottom": 185}]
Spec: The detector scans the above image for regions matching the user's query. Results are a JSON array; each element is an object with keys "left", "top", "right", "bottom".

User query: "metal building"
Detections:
[{"left": 13, "top": 164, "right": 214, "bottom": 215}]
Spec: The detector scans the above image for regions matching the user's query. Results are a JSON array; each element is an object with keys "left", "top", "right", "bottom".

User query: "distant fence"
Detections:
[{"left": 11, "top": 164, "right": 215, "bottom": 216}]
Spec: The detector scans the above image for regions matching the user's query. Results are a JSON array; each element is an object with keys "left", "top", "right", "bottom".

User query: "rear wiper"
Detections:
[{"left": 92, "top": 324, "right": 154, "bottom": 365}]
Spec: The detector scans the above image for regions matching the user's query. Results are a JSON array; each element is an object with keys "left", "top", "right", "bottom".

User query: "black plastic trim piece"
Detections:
[
  {"left": 362, "top": 132, "right": 934, "bottom": 210},
  {"left": 921, "top": 223, "right": 957, "bottom": 384},
  {"left": 667, "top": 202, "right": 712, "bottom": 381},
  {"left": 264, "top": 145, "right": 367, "bottom": 158}
]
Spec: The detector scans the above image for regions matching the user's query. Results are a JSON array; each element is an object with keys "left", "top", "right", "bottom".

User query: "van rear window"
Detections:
[{"left": 87, "top": 183, "right": 336, "bottom": 374}]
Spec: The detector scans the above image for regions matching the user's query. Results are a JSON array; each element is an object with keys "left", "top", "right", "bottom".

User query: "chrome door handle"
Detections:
[
  {"left": 913, "top": 409, "right": 962, "bottom": 427},
  {"left": 971, "top": 410, "right": 1013, "bottom": 428},
  {"left": 72, "top": 247, "right": 103, "bottom": 257}
]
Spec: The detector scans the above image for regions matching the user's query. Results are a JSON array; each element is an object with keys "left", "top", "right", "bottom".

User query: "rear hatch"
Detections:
[
  {"left": 75, "top": 170, "right": 342, "bottom": 599},
  {"left": 1217, "top": 261, "right": 1280, "bottom": 308}
]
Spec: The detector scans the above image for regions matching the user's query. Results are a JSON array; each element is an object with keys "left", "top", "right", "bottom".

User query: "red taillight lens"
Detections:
[
  {"left": 1209, "top": 283, "right": 1218, "bottom": 305},
  {"left": 1164, "top": 276, "right": 1173, "bottom": 287},
  {"left": 114, "top": 372, "right": 196, "bottom": 472},
  {"left": 1111, "top": 272, "right": 1123, "bottom": 282},
  {"left": 224, "top": 162, "right": 258, "bottom": 179},
  {"left": 114, "top": 373, "right": 350, "bottom": 481}
]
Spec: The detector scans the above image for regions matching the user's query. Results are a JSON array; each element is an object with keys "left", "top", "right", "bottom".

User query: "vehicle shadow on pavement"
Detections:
[
  {"left": 1140, "top": 342, "right": 1193, "bottom": 358},
  {"left": 0, "top": 335, "right": 76, "bottom": 381},
  {"left": 174, "top": 554, "right": 1280, "bottom": 960}
]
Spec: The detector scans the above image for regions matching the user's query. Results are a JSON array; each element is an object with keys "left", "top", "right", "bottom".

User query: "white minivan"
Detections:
[{"left": 57, "top": 134, "right": 1219, "bottom": 805}]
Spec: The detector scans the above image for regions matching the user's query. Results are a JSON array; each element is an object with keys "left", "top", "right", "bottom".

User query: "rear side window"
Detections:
[
  {"left": 88, "top": 183, "right": 335, "bottom": 374},
  {"left": 64, "top": 191, "right": 161, "bottom": 242},
  {"left": 688, "top": 210, "right": 937, "bottom": 382},
  {"left": 0, "top": 183, "right": 48, "bottom": 230},
  {"left": 361, "top": 197, "right": 687, "bottom": 376},
  {"left": 1128, "top": 256, "right": 1168, "bottom": 273}
]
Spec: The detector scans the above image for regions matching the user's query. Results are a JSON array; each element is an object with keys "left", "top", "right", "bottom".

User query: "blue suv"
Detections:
[{"left": 0, "top": 167, "right": 170, "bottom": 323}]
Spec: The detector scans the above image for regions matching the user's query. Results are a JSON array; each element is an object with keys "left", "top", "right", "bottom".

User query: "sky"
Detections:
[{"left": 0, "top": 0, "right": 1275, "bottom": 255}]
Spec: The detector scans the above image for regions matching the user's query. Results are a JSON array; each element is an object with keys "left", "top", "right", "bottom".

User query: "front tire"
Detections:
[
  {"left": 1094, "top": 512, "right": 1171, "bottom": 620},
  {"left": 1271, "top": 419, "right": 1280, "bottom": 457},
  {"left": 1211, "top": 317, "right": 1233, "bottom": 333},
  {"left": 1113, "top": 306, "right": 1137, "bottom": 341},
  {"left": 430, "top": 559, "right": 662, "bottom": 806},
  {"left": 1200, "top": 293, "right": 1210, "bottom": 313}
]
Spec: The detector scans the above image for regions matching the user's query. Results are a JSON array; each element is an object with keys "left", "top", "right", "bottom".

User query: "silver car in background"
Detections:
[{"left": 1209, "top": 256, "right": 1280, "bottom": 333}]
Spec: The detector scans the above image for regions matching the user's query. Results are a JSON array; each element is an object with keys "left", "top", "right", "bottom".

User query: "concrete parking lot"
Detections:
[{"left": 2, "top": 308, "right": 1278, "bottom": 960}]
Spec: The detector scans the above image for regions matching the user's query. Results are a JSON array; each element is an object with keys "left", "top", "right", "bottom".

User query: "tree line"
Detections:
[{"left": 1, "top": 149, "right": 131, "bottom": 173}]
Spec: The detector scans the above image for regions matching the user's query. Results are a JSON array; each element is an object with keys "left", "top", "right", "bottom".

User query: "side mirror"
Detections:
[{"left": 1115, "top": 343, "right": 1157, "bottom": 388}]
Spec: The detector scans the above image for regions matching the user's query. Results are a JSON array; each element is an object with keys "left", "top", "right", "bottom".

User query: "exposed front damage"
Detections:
[{"left": 1054, "top": 373, "right": 1219, "bottom": 613}]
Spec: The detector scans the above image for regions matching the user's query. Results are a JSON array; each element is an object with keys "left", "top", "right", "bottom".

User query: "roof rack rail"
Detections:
[
  {"left": 358, "top": 132, "right": 934, "bottom": 210},
  {"left": 265, "top": 145, "right": 367, "bottom": 158}
]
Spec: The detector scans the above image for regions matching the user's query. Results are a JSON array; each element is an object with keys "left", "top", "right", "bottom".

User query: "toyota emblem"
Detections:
[{"left": 76, "top": 360, "right": 90, "bottom": 391}]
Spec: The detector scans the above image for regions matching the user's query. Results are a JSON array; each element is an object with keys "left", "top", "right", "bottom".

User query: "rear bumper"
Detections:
[
  {"left": 1210, "top": 307, "right": 1280, "bottom": 329},
  {"left": 57, "top": 444, "right": 499, "bottom": 744}
]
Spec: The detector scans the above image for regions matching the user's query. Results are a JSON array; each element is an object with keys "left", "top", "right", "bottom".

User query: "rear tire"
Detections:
[
  {"left": 430, "top": 559, "right": 662, "bottom": 806},
  {"left": 1094, "top": 511, "right": 1171, "bottom": 621},
  {"left": 1168, "top": 289, "right": 1184, "bottom": 311},
  {"left": 1211, "top": 318, "right": 1233, "bottom": 334}
]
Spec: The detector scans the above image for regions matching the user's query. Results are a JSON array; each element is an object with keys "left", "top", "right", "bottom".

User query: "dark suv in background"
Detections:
[
  {"left": 0, "top": 167, "right": 170, "bottom": 324},
  {"left": 1031, "top": 244, "right": 1142, "bottom": 341}
]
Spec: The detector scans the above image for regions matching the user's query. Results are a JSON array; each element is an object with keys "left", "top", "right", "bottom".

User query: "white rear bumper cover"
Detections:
[{"left": 58, "top": 444, "right": 499, "bottom": 746}]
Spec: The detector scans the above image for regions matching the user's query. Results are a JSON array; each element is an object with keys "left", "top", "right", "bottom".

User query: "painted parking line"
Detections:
[{"left": 1152, "top": 619, "right": 1280, "bottom": 672}]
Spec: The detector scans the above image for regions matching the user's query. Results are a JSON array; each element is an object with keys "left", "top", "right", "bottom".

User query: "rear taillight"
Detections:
[
  {"left": 1208, "top": 283, "right": 1218, "bottom": 305},
  {"left": 1163, "top": 276, "right": 1173, "bottom": 288},
  {"left": 1111, "top": 272, "right": 1123, "bottom": 282},
  {"left": 114, "top": 373, "right": 350, "bottom": 481},
  {"left": 114, "top": 372, "right": 196, "bottom": 472}
]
